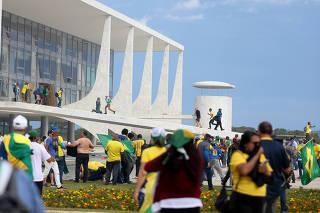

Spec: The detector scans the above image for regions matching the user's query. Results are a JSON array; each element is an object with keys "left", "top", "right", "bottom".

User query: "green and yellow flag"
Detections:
[
  {"left": 97, "top": 134, "right": 113, "bottom": 149},
  {"left": 2, "top": 133, "right": 33, "bottom": 179},
  {"left": 301, "top": 140, "right": 320, "bottom": 185}
]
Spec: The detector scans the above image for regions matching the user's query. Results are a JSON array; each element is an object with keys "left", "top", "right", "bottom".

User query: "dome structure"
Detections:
[{"left": 192, "top": 81, "right": 235, "bottom": 89}]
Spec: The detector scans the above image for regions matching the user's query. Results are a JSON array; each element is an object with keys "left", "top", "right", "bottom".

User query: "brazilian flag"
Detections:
[
  {"left": 97, "top": 134, "right": 113, "bottom": 149},
  {"left": 2, "top": 133, "right": 33, "bottom": 179},
  {"left": 301, "top": 140, "right": 320, "bottom": 185}
]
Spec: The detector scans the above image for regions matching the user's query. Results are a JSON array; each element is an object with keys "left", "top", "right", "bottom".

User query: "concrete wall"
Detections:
[{"left": 194, "top": 96, "right": 232, "bottom": 132}]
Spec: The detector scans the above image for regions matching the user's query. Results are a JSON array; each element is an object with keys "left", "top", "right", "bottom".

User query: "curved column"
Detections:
[
  {"left": 152, "top": 44, "right": 170, "bottom": 115},
  {"left": 132, "top": 36, "right": 153, "bottom": 116},
  {"left": 168, "top": 51, "right": 183, "bottom": 123},
  {"left": 64, "top": 16, "right": 111, "bottom": 111},
  {"left": 112, "top": 27, "right": 134, "bottom": 116}
]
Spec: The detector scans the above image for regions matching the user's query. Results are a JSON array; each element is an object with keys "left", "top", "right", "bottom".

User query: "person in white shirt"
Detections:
[{"left": 29, "top": 130, "right": 52, "bottom": 195}]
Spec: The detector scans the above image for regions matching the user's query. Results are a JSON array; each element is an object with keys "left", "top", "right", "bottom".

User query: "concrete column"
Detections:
[
  {"left": 152, "top": 44, "right": 170, "bottom": 115},
  {"left": 132, "top": 36, "right": 153, "bottom": 116},
  {"left": 9, "top": 114, "right": 15, "bottom": 133},
  {"left": 64, "top": 16, "right": 111, "bottom": 111},
  {"left": 112, "top": 27, "right": 134, "bottom": 116},
  {"left": 40, "top": 116, "right": 49, "bottom": 137},
  {"left": 67, "top": 121, "right": 75, "bottom": 143},
  {"left": 168, "top": 51, "right": 184, "bottom": 123}
]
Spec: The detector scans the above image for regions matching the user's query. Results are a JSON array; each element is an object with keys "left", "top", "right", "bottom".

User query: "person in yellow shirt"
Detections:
[
  {"left": 229, "top": 131, "right": 273, "bottom": 213},
  {"left": 104, "top": 139, "right": 124, "bottom": 185},
  {"left": 314, "top": 143, "right": 320, "bottom": 166},
  {"left": 21, "top": 83, "right": 29, "bottom": 102},
  {"left": 57, "top": 88, "right": 64, "bottom": 108},
  {"left": 297, "top": 142, "right": 305, "bottom": 179},
  {"left": 133, "top": 134, "right": 145, "bottom": 178},
  {"left": 56, "top": 133, "right": 66, "bottom": 184},
  {"left": 208, "top": 108, "right": 215, "bottom": 129},
  {"left": 305, "top": 122, "right": 316, "bottom": 141},
  {"left": 134, "top": 127, "right": 167, "bottom": 213}
]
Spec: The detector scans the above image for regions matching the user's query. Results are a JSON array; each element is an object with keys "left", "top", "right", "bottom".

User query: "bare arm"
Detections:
[
  {"left": 237, "top": 147, "right": 263, "bottom": 176},
  {"left": 89, "top": 141, "right": 94, "bottom": 149},
  {"left": 68, "top": 141, "right": 79, "bottom": 147}
]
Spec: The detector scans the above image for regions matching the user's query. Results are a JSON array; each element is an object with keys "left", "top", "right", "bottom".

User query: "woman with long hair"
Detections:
[
  {"left": 229, "top": 131, "right": 273, "bottom": 213},
  {"left": 144, "top": 129, "right": 203, "bottom": 213}
]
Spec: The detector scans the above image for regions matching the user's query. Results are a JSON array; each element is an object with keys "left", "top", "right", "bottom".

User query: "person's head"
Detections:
[
  {"left": 97, "top": 97, "right": 100, "bottom": 101},
  {"left": 258, "top": 121, "right": 273, "bottom": 137},
  {"left": 204, "top": 134, "right": 211, "bottom": 141},
  {"left": 60, "top": 88, "right": 63, "bottom": 91},
  {"left": 28, "top": 130, "right": 39, "bottom": 142},
  {"left": 226, "top": 136, "right": 229, "bottom": 140},
  {"left": 308, "top": 122, "right": 311, "bottom": 125},
  {"left": 121, "top": 128, "right": 129, "bottom": 136},
  {"left": 137, "top": 134, "right": 142, "bottom": 139},
  {"left": 194, "top": 108, "right": 197, "bottom": 111},
  {"left": 128, "top": 132, "right": 135, "bottom": 141},
  {"left": 81, "top": 130, "right": 88, "bottom": 138},
  {"left": 41, "top": 136, "right": 47, "bottom": 142},
  {"left": 239, "top": 131, "right": 260, "bottom": 154},
  {"left": 235, "top": 134, "right": 238, "bottom": 138},
  {"left": 151, "top": 127, "right": 166, "bottom": 147},
  {"left": 47, "top": 129, "right": 54, "bottom": 137},
  {"left": 209, "top": 108, "right": 212, "bottom": 112},
  {"left": 13, "top": 115, "right": 28, "bottom": 134}
]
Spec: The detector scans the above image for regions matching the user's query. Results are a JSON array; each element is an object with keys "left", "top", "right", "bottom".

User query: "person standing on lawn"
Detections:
[
  {"left": 67, "top": 130, "right": 94, "bottom": 183},
  {"left": 133, "top": 134, "right": 145, "bottom": 178},
  {"left": 197, "top": 134, "right": 213, "bottom": 190},
  {"left": 104, "top": 137, "right": 125, "bottom": 185},
  {"left": 134, "top": 127, "right": 167, "bottom": 212},
  {"left": 144, "top": 129, "right": 203, "bottom": 213},
  {"left": 29, "top": 130, "right": 52, "bottom": 195}
]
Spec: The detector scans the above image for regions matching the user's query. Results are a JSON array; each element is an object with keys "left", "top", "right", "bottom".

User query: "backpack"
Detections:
[
  {"left": 55, "top": 92, "right": 59, "bottom": 97},
  {"left": 0, "top": 161, "right": 30, "bottom": 213}
]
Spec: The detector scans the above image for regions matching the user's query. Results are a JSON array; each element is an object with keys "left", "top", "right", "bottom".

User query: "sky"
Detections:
[{"left": 97, "top": 0, "right": 320, "bottom": 131}]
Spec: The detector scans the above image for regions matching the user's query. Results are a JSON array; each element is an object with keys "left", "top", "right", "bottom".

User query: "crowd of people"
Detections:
[
  {"left": 12, "top": 82, "right": 64, "bottom": 107},
  {"left": 0, "top": 115, "right": 319, "bottom": 213}
]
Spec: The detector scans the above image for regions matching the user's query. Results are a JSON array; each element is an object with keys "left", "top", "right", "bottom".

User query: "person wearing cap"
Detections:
[
  {"left": 42, "top": 129, "right": 64, "bottom": 189},
  {"left": 144, "top": 129, "right": 203, "bottom": 213},
  {"left": 0, "top": 115, "right": 33, "bottom": 179},
  {"left": 56, "top": 88, "right": 64, "bottom": 107},
  {"left": 29, "top": 130, "right": 53, "bottom": 195},
  {"left": 214, "top": 108, "right": 224, "bottom": 131},
  {"left": 134, "top": 127, "right": 167, "bottom": 212}
]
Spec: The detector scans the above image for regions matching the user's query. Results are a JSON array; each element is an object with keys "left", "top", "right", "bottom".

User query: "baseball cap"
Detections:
[
  {"left": 151, "top": 127, "right": 166, "bottom": 138},
  {"left": 28, "top": 130, "right": 39, "bottom": 138},
  {"left": 170, "top": 129, "right": 194, "bottom": 148},
  {"left": 13, "top": 115, "right": 28, "bottom": 130}
]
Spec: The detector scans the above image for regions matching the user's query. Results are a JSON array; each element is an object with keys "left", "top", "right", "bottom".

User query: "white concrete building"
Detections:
[{"left": 193, "top": 81, "right": 235, "bottom": 132}]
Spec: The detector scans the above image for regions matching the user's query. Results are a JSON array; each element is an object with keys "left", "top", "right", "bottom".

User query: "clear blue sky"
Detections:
[{"left": 98, "top": 0, "right": 320, "bottom": 131}]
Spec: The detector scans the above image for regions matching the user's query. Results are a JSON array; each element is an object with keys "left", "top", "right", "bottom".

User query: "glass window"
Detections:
[
  {"left": 24, "top": 50, "right": 31, "bottom": 76},
  {"left": 1, "top": 44, "right": 9, "bottom": 73},
  {"left": 38, "top": 24, "right": 44, "bottom": 49},
  {"left": 45, "top": 26, "right": 51, "bottom": 50},
  {"left": 57, "top": 31, "right": 62, "bottom": 54},
  {"left": 62, "top": 33, "right": 67, "bottom": 56},
  {"left": 65, "top": 88, "right": 71, "bottom": 105},
  {"left": 82, "top": 64, "right": 86, "bottom": 88},
  {"left": 91, "top": 44, "right": 96, "bottom": 66},
  {"left": 87, "top": 43, "right": 91, "bottom": 65},
  {"left": 9, "top": 46, "right": 17, "bottom": 73},
  {"left": 67, "top": 61, "right": 72, "bottom": 82},
  {"left": 44, "top": 55, "right": 50, "bottom": 79},
  {"left": 2, "top": 12, "right": 11, "bottom": 40},
  {"left": 71, "top": 90, "right": 77, "bottom": 103},
  {"left": 25, "top": 20, "right": 32, "bottom": 46},
  {"left": 17, "top": 48, "right": 24, "bottom": 74},
  {"left": 78, "top": 40, "right": 82, "bottom": 61},
  {"left": 67, "top": 35, "right": 72, "bottom": 57},
  {"left": 32, "top": 22, "right": 38, "bottom": 47},
  {"left": 82, "top": 42, "right": 88, "bottom": 62},
  {"left": 73, "top": 38, "right": 77, "bottom": 59},
  {"left": 51, "top": 29, "right": 57, "bottom": 53},
  {"left": 96, "top": 46, "right": 100, "bottom": 65},
  {"left": 0, "top": 78, "right": 9, "bottom": 97},
  {"left": 18, "top": 17, "right": 24, "bottom": 43},
  {"left": 72, "top": 62, "right": 77, "bottom": 85},
  {"left": 61, "top": 61, "right": 67, "bottom": 82},
  {"left": 50, "top": 57, "right": 56, "bottom": 81},
  {"left": 86, "top": 66, "right": 90, "bottom": 87},
  {"left": 37, "top": 54, "right": 44, "bottom": 78},
  {"left": 90, "top": 66, "right": 95, "bottom": 88},
  {"left": 10, "top": 14, "right": 18, "bottom": 42}
]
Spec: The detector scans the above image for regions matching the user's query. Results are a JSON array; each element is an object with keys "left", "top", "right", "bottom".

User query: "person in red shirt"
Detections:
[{"left": 144, "top": 129, "right": 203, "bottom": 213}]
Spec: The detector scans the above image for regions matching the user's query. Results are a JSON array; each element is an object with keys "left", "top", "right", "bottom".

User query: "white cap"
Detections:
[
  {"left": 13, "top": 115, "right": 28, "bottom": 130},
  {"left": 151, "top": 127, "right": 166, "bottom": 138}
]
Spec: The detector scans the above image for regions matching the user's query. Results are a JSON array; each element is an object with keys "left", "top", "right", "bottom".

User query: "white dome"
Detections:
[{"left": 192, "top": 81, "right": 235, "bottom": 89}]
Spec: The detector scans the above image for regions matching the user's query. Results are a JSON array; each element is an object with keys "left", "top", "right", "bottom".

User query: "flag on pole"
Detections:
[{"left": 301, "top": 139, "right": 320, "bottom": 185}]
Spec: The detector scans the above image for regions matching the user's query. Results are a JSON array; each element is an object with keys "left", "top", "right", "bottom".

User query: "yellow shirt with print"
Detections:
[
  {"left": 133, "top": 139, "right": 145, "bottom": 157},
  {"left": 57, "top": 136, "right": 65, "bottom": 157},
  {"left": 210, "top": 111, "right": 214, "bottom": 119},
  {"left": 21, "top": 85, "right": 28, "bottom": 94},
  {"left": 105, "top": 140, "right": 124, "bottom": 162},
  {"left": 140, "top": 146, "right": 166, "bottom": 213},
  {"left": 58, "top": 90, "right": 62, "bottom": 98},
  {"left": 230, "top": 150, "right": 273, "bottom": 197}
]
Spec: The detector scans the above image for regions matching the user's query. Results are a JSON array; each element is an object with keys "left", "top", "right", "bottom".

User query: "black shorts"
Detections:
[{"left": 196, "top": 118, "right": 200, "bottom": 122}]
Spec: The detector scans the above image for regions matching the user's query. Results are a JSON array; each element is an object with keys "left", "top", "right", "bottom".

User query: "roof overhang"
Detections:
[
  {"left": 3, "top": 0, "right": 184, "bottom": 52},
  {"left": 192, "top": 81, "right": 236, "bottom": 89}
]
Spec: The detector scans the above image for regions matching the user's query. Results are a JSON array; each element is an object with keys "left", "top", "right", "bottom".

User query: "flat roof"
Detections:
[
  {"left": 3, "top": 0, "right": 184, "bottom": 52},
  {"left": 192, "top": 81, "right": 235, "bottom": 89}
]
